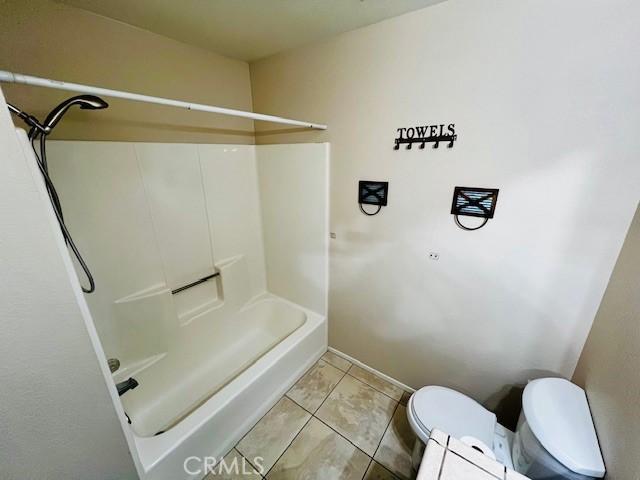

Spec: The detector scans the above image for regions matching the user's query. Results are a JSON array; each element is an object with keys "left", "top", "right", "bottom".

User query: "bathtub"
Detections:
[{"left": 128, "top": 293, "right": 326, "bottom": 480}]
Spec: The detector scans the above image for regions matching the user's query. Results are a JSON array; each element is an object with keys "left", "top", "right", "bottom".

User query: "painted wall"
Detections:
[
  {"left": 0, "top": 91, "right": 139, "bottom": 478},
  {"left": 573, "top": 204, "right": 640, "bottom": 480},
  {"left": 257, "top": 143, "right": 330, "bottom": 316},
  {"left": 0, "top": 0, "right": 254, "bottom": 143},
  {"left": 250, "top": 0, "right": 640, "bottom": 401}
]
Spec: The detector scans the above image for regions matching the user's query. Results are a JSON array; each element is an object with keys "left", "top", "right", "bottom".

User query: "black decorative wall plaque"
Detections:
[
  {"left": 450, "top": 186, "right": 499, "bottom": 231},
  {"left": 358, "top": 180, "right": 388, "bottom": 216}
]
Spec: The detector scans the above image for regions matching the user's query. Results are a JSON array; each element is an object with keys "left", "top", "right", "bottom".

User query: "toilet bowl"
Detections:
[
  {"left": 406, "top": 386, "right": 513, "bottom": 470},
  {"left": 406, "top": 378, "right": 605, "bottom": 480}
]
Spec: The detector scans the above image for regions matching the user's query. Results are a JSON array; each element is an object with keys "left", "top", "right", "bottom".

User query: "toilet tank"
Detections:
[
  {"left": 512, "top": 413, "right": 595, "bottom": 480},
  {"left": 511, "top": 378, "right": 605, "bottom": 480}
]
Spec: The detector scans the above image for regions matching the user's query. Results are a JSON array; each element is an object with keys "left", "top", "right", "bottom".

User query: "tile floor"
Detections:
[{"left": 206, "top": 351, "right": 417, "bottom": 479}]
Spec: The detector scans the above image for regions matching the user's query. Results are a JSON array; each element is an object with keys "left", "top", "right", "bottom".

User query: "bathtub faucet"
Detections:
[{"left": 116, "top": 377, "right": 139, "bottom": 396}]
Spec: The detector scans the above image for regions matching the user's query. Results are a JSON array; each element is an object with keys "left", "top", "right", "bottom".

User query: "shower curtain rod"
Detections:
[{"left": 0, "top": 70, "right": 327, "bottom": 130}]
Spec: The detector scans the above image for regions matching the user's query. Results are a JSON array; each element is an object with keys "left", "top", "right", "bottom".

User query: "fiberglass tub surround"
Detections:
[
  {"left": 118, "top": 258, "right": 307, "bottom": 437},
  {"left": 47, "top": 141, "right": 329, "bottom": 477}
]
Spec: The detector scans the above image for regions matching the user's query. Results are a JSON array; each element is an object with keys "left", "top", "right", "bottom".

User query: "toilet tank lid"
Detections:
[{"left": 522, "top": 378, "right": 605, "bottom": 478}]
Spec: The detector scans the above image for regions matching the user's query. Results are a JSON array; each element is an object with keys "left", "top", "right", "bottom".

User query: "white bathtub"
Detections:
[
  {"left": 124, "top": 296, "right": 308, "bottom": 437},
  {"left": 131, "top": 294, "right": 326, "bottom": 480}
]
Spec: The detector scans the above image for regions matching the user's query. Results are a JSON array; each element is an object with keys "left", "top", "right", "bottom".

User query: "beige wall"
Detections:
[
  {"left": 573, "top": 204, "right": 640, "bottom": 480},
  {"left": 250, "top": 0, "right": 640, "bottom": 402},
  {"left": 0, "top": 0, "right": 254, "bottom": 143}
]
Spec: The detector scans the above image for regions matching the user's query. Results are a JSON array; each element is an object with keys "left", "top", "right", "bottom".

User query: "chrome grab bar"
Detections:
[{"left": 171, "top": 272, "right": 220, "bottom": 295}]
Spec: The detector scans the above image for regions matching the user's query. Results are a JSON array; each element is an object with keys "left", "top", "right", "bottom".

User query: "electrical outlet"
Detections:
[
  {"left": 330, "top": 232, "right": 337, "bottom": 239},
  {"left": 429, "top": 252, "right": 440, "bottom": 260}
]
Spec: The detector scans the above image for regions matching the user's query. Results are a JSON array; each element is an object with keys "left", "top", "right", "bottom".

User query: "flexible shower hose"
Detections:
[{"left": 30, "top": 131, "right": 96, "bottom": 293}]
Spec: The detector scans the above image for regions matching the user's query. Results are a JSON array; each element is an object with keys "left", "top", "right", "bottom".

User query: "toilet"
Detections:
[{"left": 407, "top": 378, "right": 605, "bottom": 480}]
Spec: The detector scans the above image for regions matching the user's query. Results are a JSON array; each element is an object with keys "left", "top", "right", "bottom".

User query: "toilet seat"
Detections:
[{"left": 407, "top": 386, "right": 497, "bottom": 448}]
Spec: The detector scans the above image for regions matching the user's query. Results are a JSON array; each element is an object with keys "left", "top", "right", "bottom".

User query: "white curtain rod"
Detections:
[{"left": 0, "top": 70, "right": 327, "bottom": 130}]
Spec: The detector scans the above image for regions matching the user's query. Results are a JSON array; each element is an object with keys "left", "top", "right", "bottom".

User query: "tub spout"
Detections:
[{"left": 116, "top": 377, "right": 139, "bottom": 396}]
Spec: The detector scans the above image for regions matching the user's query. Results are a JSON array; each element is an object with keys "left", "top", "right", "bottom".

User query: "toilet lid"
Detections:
[
  {"left": 409, "top": 386, "right": 496, "bottom": 447},
  {"left": 522, "top": 378, "right": 605, "bottom": 478}
]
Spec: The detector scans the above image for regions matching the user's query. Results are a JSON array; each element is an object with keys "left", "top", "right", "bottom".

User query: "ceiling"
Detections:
[{"left": 56, "top": 0, "right": 445, "bottom": 62}]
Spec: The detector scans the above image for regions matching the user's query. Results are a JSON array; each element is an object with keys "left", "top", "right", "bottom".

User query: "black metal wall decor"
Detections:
[
  {"left": 394, "top": 123, "right": 457, "bottom": 150},
  {"left": 451, "top": 186, "right": 499, "bottom": 231},
  {"left": 358, "top": 180, "right": 388, "bottom": 216}
]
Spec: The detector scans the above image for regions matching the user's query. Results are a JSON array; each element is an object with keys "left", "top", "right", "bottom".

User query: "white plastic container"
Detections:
[{"left": 512, "top": 378, "right": 605, "bottom": 480}]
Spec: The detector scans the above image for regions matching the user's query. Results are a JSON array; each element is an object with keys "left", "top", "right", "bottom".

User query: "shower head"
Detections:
[{"left": 43, "top": 95, "right": 108, "bottom": 134}]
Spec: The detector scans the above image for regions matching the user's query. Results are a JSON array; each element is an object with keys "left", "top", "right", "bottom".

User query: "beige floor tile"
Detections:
[
  {"left": 348, "top": 365, "right": 404, "bottom": 401},
  {"left": 204, "top": 449, "right": 263, "bottom": 479},
  {"left": 286, "top": 360, "right": 344, "bottom": 412},
  {"left": 316, "top": 375, "right": 397, "bottom": 456},
  {"left": 236, "top": 396, "right": 311, "bottom": 473},
  {"left": 364, "top": 461, "right": 401, "bottom": 480},
  {"left": 266, "top": 417, "right": 370, "bottom": 480},
  {"left": 374, "top": 405, "right": 416, "bottom": 480},
  {"left": 321, "top": 350, "right": 352, "bottom": 372}
]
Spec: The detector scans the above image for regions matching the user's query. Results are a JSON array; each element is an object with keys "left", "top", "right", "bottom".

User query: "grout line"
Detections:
[
  {"left": 320, "top": 351, "right": 352, "bottom": 373},
  {"left": 311, "top": 361, "right": 400, "bottom": 459},
  {"left": 361, "top": 458, "right": 374, "bottom": 480},
  {"left": 231, "top": 448, "right": 265, "bottom": 479},
  {"left": 319, "top": 353, "right": 405, "bottom": 413},
  {"left": 358, "top": 458, "right": 405, "bottom": 480},
  {"left": 262, "top": 356, "right": 348, "bottom": 476},
  {"left": 323, "top": 359, "right": 350, "bottom": 373},
  {"left": 235, "top": 395, "right": 291, "bottom": 449},
  {"left": 346, "top": 370, "right": 403, "bottom": 403},
  {"left": 283, "top": 357, "right": 333, "bottom": 410},
  {"left": 312, "top": 362, "right": 348, "bottom": 414},
  {"left": 312, "top": 414, "right": 373, "bottom": 459},
  {"left": 297, "top": 358, "right": 374, "bottom": 457},
  {"left": 262, "top": 415, "right": 314, "bottom": 478},
  {"left": 376, "top": 461, "right": 402, "bottom": 480},
  {"left": 295, "top": 402, "right": 315, "bottom": 417},
  {"left": 308, "top": 372, "right": 397, "bottom": 460},
  {"left": 244, "top": 353, "right": 410, "bottom": 479},
  {"left": 371, "top": 401, "right": 400, "bottom": 463}
]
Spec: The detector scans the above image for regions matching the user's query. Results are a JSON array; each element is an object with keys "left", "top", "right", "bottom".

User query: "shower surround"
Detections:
[{"left": 47, "top": 141, "right": 329, "bottom": 479}]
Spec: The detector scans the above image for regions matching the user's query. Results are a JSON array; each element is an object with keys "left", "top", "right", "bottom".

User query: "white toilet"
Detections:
[{"left": 407, "top": 378, "right": 605, "bottom": 480}]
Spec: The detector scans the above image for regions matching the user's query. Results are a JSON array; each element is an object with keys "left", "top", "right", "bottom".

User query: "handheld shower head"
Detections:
[
  {"left": 43, "top": 95, "right": 108, "bottom": 134},
  {"left": 23, "top": 94, "right": 108, "bottom": 294}
]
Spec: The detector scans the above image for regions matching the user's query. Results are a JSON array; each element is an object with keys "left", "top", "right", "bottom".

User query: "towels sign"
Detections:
[{"left": 394, "top": 123, "right": 457, "bottom": 150}]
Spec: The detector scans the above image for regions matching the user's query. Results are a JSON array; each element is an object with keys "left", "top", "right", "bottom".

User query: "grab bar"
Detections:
[{"left": 171, "top": 273, "right": 220, "bottom": 295}]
